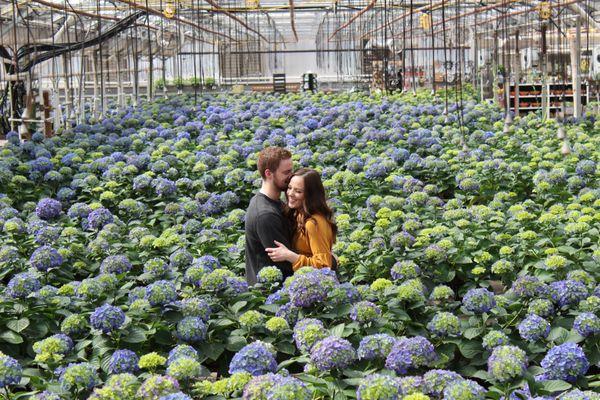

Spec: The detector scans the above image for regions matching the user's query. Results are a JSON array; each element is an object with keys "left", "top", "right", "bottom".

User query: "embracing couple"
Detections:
[{"left": 244, "top": 146, "right": 338, "bottom": 285}]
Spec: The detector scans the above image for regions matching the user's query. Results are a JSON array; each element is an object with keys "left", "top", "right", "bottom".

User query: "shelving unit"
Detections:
[{"left": 508, "top": 82, "right": 589, "bottom": 116}]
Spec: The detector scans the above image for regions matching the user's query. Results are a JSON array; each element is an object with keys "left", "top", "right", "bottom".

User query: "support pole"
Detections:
[
  {"left": 541, "top": 23, "right": 549, "bottom": 120},
  {"left": 569, "top": 18, "right": 581, "bottom": 118},
  {"left": 61, "top": 54, "right": 72, "bottom": 121},
  {"left": 513, "top": 30, "right": 520, "bottom": 116}
]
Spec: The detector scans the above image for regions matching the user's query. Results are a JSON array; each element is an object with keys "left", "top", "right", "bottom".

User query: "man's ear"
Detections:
[{"left": 264, "top": 168, "right": 272, "bottom": 178}]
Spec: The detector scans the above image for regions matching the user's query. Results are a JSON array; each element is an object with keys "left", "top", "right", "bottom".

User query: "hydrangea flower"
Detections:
[
  {"left": 385, "top": 336, "right": 437, "bottom": 374},
  {"left": 6, "top": 271, "right": 41, "bottom": 298},
  {"left": 35, "top": 198, "right": 62, "bottom": 220},
  {"left": 357, "top": 334, "right": 397, "bottom": 361},
  {"left": 527, "top": 299, "right": 555, "bottom": 318},
  {"left": 443, "top": 379, "right": 486, "bottom": 400},
  {"left": 356, "top": 374, "right": 402, "bottom": 400},
  {"left": 518, "top": 314, "right": 550, "bottom": 342},
  {"left": 166, "top": 356, "right": 201, "bottom": 381},
  {"left": 100, "top": 255, "right": 132, "bottom": 274},
  {"left": 265, "top": 375, "right": 312, "bottom": 400},
  {"left": 29, "top": 246, "right": 62, "bottom": 271},
  {"left": 176, "top": 317, "right": 207, "bottom": 343},
  {"left": 573, "top": 312, "right": 600, "bottom": 337},
  {"left": 309, "top": 336, "right": 356, "bottom": 371},
  {"left": 427, "top": 312, "right": 460, "bottom": 337},
  {"left": 59, "top": 362, "right": 99, "bottom": 391},
  {"left": 167, "top": 345, "right": 198, "bottom": 366},
  {"left": 137, "top": 375, "right": 179, "bottom": 400},
  {"left": 288, "top": 269, "right": 338, "bottom": 307},
  {"left": 85, "top": 207, "right": 114, "bottom": 230},
  {"left": 229, "top": 341, "right": 277, "bottom": 376},
  {"left": 0, "top": 352, "right": 22, "bottom": 388},
  {"left": 511, "top": 275, "right": 548, "bottom": 299},
  {"left": 350, "top": 301, "right": 381, "bottom": 324},
  {"left": 178, "top": 297, "right": 211, "bottom": 320},
  {"left": 242, "top": 373, "right": 284, "bottom": 400},
  {"left": 463, "top": 288, "right": 496, "bottom": 313},
  {"left": 293, "top": 318, "right": 327, "bottom": 353},
  {"left": 90, "top": 304, "right": 126, "bottom": 334},
  {"left": 145, "top": 280, "right": 178, "bottom": 306},
  {"left": 138, "top": 352, "right": 166, "bottom": 370},
  {"left": 550, "top": 280, "right": 588, "bottom": 308},
  {"left": 422, "top": 369, "right": 463, "bottom": 397},
  {"left": 390, "top": 260, "right": 420, "bottom": 281},
  {"left": 257, "top": 266, "right": 284, "bottom": 284},
  {"left": 487, "top": 345, "right": 527, "bottom": 382},
  {"left": 108, "top": 349, "right": 139, "bottom": 374},
  {"left": 540, "top": 343, "right": 589, "bottom": 382},
  {"left": 159, "top": 393, "right": 192, "bottom": 400},
  {"left": 482, "top": 330, "right": 510, "bottom": 350}
]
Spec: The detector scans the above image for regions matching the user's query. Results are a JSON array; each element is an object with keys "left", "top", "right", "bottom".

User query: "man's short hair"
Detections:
[{"left": 257, "top": 147, "right": 292, "bottom": 179}]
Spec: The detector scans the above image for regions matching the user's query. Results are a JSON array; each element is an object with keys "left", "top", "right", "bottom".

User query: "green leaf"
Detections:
[
  {"left": 0, "top": 331, "right": 23, "bottom": 344},
  {"left": 463, "top": 327, "right": 483, "bottom": 340},
  {"left": 7, "top": 318, "right": 30, "bottom": 333},
  {"left": 230, "top": 301, "right": 247, "bottom": 314},
  {"left": 198, "top": 342, "right": 225, "bottom": 361},
  {"left": 225, "top": 335, "right": 247, "bottom": 352},
  {"left": 458, "top": 340, "right": 481, "bottom": 359},
  {"left": 122, "top": 327, "right": 147, "bottom": 343},
  {"left": 330, "top": 323, "right": 345, "bottom": 337},
  {"left": 547, "top": 327, "right": 569, "bottom": 344},
  {"left": 539, "top": 380, "right": 571, "bottom": 393}
]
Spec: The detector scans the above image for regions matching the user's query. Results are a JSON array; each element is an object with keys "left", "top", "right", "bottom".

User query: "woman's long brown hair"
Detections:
[{"left": 284, "top": 168, "right": 337, "bottom": 241}]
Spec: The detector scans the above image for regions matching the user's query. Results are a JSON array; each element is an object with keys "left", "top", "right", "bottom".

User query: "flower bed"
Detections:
[{"left": 0, "top": 91, "right": 598, "bottom": 399}]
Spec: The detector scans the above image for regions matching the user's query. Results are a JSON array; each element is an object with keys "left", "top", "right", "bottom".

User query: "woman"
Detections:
[{"left": 265, "top": 168, "right": 337, "bottom": 271}]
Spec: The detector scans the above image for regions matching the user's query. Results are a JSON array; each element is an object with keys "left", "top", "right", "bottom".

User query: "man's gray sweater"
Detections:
[{"left": 244, "top": 192, "right": 293, "bottom": 285}]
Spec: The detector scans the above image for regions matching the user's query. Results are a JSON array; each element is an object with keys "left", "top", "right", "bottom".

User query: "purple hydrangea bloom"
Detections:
[
  {"left": 385, "top": 336, "right": 437, "bottom": 374},
  {"left": 443, "top": 379, "right": 486, "bottom": 400},
  {"left": 518, "top": 314, "right": 550, "bottom": 342},
  {"left": 350, "top": 301, "right": 381, "bottom": 324},
  {"left": 100, "top": 255, "right": 132, "bottom": 274},
  {"left": 35, "top": 198, "right": 62, "bottom": 220},
  {"left": 6, "top": 272, "right": 41, "bottom": 298},
  {"left": 293, "top": 318, "right": 327, "bottom": 353},
  {"left": 422, "top": 369, "right": 463, "bottom": 397},
  {"left": 540, "top": 343, "right": 589, "bottom": 382},
  {"left": 29, "top": 246, "right": 62, "bottom": 271},
  {"left": 176, "top": 317, "right": 207, "bottom": 343},
  {"left": 159, "top": 393, "right": 192, "bottom": 400},
  {"left": 357, "top": 334, "right": 397, "bottom": 361},
  {"left": 0, "top": 352, "right": 22, "bottom": 388},
  {"left": 463, "top": 288, "right": 496, "bottom": 313},
  {"left": 511, "top": 275, "right": 548, "bottom": 298},
  {"left": 309, "top": 336, "right": 356, "bottom": 371},
  {"left": 573, "top": 312, "right": 600, "bottom": 337},
  {"left": 67, "top": 203, "right": 91, "bottom": 219},
  {"left": 575, "top": 160, "right": 596, "bottom": 176},
  {"left": 167, "top": 345, "right": 198, "bottom": 366},
  {"left": 154, "top": 178, "right": 177, "bottom": 198},
  {"left": 225, "top": 276, "right": 249, "bottom": 294},
  {"left": 288, "top": 269, "right": 338, "bottom": 308},
  {"left": 356, "top": 374, "right": 402, "bottom": 400},
  {"left": 85, "top": 207, "right": 114, "bottom": 230},
  {"left": 107, "top": 349, "right": 139, "bottom": 374},
  {"left": 229, "top": 341, "right": 277, "bottom": 376},
  {"left": 145, "top": 280, "right": 178, "bottom": 306},
  {"left": 90, "top": 304, "right": 126, "bottom": 333},
  {"left": 550, "top": 280, "right": 588, "bottom": 308}
]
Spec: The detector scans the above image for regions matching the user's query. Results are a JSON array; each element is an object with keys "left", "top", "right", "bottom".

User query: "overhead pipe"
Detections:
[
  {"left": 360, "top": 0, "right": 450, "bottom": 40},
  {"left": 430, "top": 0, "right": 522, "bottom": 28},
  {"left": 328, "top": 0, "right": 378, "bottom": 41},
  {"left": 115, "top": 0, "right": 235, "bottom": 42},
  {"left": 202, "top": 0, "right": 269, "bottom": 43},
  {"left": 568, "top": 2, "right": 600, "bottom": 31},
  {"left": 289, "top": 0, "right": 298, "bottom": 42},
  {"left": 30, "top": 0, "right": 214, "bottom": 44}
]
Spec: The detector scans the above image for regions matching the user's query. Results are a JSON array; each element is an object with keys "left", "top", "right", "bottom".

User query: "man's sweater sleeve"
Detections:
[{"left": 256, "top": 211, "right": 293, "bottom": 275}]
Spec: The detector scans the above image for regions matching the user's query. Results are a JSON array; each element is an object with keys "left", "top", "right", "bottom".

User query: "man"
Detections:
[{"left": 245, "top": 147, "right": 294, "bottom": 285}]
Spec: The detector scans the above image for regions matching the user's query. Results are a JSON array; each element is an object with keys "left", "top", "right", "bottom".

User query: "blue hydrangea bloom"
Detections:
[
  {"left": 176, "top": 317, "right": 207, "bottom": 343},
  {"left": 107, "top": 349, "right": 139, "bottom": 374},
  {"left": 0, "top": 352, "right": 22, "bottom": 388},
  {"left": 550, "top": 280, "right": 588, "bottom": 308},
  {"left": 229, "top": 341, "right": 277, "bottom": 376},
  {"left": 357, "top": 334, "right": 397, "bottom": 361},
  {"left": 463, "top": 288, "right": 496, "bottom": 313},
  {"left": 540, "top": 343, "right": 589, "bottom": 382},
  {"left": 85, "top": 207, "right": 114, "bottom": 230},
  {"left": 167, "top": 345, "right": 198, "bottom": 366},
  {"left": 145, "top": 280, "right": 178, "bottom": 306},
  {"left": 385, "top": 336, "right": 437, "bottom": 374},
  {"left": 35, "top": 198, "right": 62, "bottom": 220},
  {"left": 309, "top": 336, "right": 356, "bottom": 371},
  {"left": 6, "top": 272, "right": 41, "bottom": 298},
  {"left": 90, "top": 304, "right": 126, "bottom": 333},
  {"left": 518, "top": 314, "right": 550, "bottom": 342},
  {"left": 100, "top": 255, "right": 132, "bottom": 274},
  {"left": 573, "top": 312, "right": 600, "bottom": 337},
  {"left": 29, "top": 246, "right": 62, "bottom": 271}
]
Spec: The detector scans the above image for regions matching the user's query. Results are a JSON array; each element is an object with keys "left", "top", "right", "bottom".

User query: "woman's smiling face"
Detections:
[{"left": 286, "top": 175, "right": 305, "bottom": 210}]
